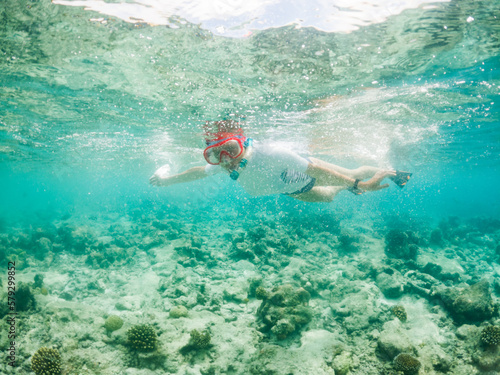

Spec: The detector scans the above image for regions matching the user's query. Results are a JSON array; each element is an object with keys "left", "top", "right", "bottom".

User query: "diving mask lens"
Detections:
[{"left": 204, "top": 138, "right": 244, "bottom": 165}]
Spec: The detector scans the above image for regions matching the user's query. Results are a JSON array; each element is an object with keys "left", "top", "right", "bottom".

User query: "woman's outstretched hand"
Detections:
[{"left": 150, "top": 174, "right": 167, "bottom": 186}]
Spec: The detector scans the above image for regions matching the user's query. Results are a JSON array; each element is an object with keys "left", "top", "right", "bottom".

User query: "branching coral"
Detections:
[
  {"left": 126, "top": 324, "right": 158, "bottom": 352},
  {"left": 31, "top": 347, "right": 62, "bottom": 375},
  {"left": 180, "top": 329, "right": 212, "bottom": 354},
  {"left": 481, "top": 325, "right": 500, "bottom": 346},
  {"left": 393, "top": 353, "right": 421, "bottom": 374}
]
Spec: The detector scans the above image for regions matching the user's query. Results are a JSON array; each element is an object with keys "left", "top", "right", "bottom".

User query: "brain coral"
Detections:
[
  {"left": 104, "top": 315, "right": 124, "bottom": 332},
  {"left": 31, "top": 347, "right": 62, "bottom": 375}
]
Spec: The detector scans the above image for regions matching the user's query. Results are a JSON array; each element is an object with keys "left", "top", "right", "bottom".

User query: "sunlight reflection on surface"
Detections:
[{"left": 53, "top": 0, "right": 450, "bottom": 36}]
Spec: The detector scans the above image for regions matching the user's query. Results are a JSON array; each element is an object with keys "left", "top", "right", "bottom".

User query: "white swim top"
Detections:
[{"left": 205, "top": 141, "right": 314, "bottom": 196}]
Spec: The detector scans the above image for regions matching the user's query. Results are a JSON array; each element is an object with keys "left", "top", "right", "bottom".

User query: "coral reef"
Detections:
[
  {"left": 393, "top": 353, "right": 421, "bottom": 374},
  {"left": 85, "top": 252, "right": 110, "bottom": 268},
  {"left": 255, "top": 286, "right": 271, "bottom": 300},
  {"left": 376, "top": 269, "right": 405, "bottom": 298},
  {"left": 174, "top": 244, "right": 211, "bottom": 264},
  {"left": 429, "top": 228, "right": 445, "bottom": 246},
  {"left": 338, "top": 232, "right": 360, "bottom": 253},
  {"left": 31, "top": 347, "right": 62, "bottom": 375},
  {"left": 431, "top": 280, "right": 499, "bottom": 323},
  {"left": 475, "top": 349, "right": 500, "bottom": 372},
  {"left": 6, "top": 208, "right": 500, "bottom": 374},
  {"left": 279, "top": 237, "right": 298, "bottom": 255},
  {"left": 332, "top": 350, "right": 357, "bottom": 375},
  {"left": 34, "top": 237, "right": 53, "bottom": 260},
  {"left": 384, "top": 229, "right": 420, "bottom": 260},
  {"left": 152, "top": 219, "right": 184, "bottom": 239},
  {"left": 85, "top": 245, "right": 130, "bottom": 268},
  {"left": 57, "top": 224, "right": 95, "bottom": 255},
  {"left": 230, "top": 223, "right": 302, "bottom": 264},
  {"left": 247, "top": 225, "right": 268, "bottom": 242},
  {"left": 126, "top": 324, "right": 158, "bottom": 352}
]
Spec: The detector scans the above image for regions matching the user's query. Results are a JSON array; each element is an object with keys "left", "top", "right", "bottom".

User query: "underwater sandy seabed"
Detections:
[{"left": 1, "top": 208, "right": 500, "bottom": 375}]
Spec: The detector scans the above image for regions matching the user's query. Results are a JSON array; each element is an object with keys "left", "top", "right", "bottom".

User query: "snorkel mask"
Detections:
[
  {"left": 203, "top": 117, "right": 247, "bottom": 165},
  {"left": 203, "top": 135, "right": 246, "bottom": 165}
]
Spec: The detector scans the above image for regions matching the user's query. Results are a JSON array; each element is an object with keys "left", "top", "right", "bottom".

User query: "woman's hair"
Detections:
[{"left": 203, "top": 118, "right": 245, "bottom": 145}]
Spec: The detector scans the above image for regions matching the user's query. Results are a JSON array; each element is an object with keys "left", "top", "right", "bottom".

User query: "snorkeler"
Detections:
[{"left": 149, "top": 120, "right": 411, "bottom": 203}]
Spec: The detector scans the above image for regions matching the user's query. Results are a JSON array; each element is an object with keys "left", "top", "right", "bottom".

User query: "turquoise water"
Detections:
[
  {"left": 1, "top": 0, "right": 499, "bottom": 224},
  {"left": 1, "top": 0, "right": 500, "bottom": 374}
]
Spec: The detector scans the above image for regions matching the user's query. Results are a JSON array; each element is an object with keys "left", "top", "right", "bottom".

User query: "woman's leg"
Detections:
[
  {"left": 308, "top": 157, "right": 382, "bottom": 180},
  {"left": 289, "top": 186, "right": 345, "bottom": 203}
]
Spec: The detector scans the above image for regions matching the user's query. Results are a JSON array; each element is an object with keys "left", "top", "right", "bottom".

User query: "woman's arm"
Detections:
[{"left": 149, "top": 166, "right": 208, "bottom": 187}]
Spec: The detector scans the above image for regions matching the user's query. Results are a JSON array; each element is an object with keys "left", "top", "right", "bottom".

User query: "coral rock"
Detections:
[
  {"left": 432, "top": 280, "right": 498, "bottom": 323},
  {"left": 376, "top": 272, "right": 405, "bottom": 298},
  {"left": 377, "top": 320, "right": 414, "bottom": 360},
  {"left": 256, "top": 284, "right": 313, "bottom": 340},
  {"left": 385, "top": 229, "right": 419, "bottom": 260}
]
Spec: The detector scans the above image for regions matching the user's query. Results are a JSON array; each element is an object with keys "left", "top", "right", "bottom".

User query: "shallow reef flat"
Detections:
[{"left": 1, "top": 210, "right": 499, "bottom": 374}]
